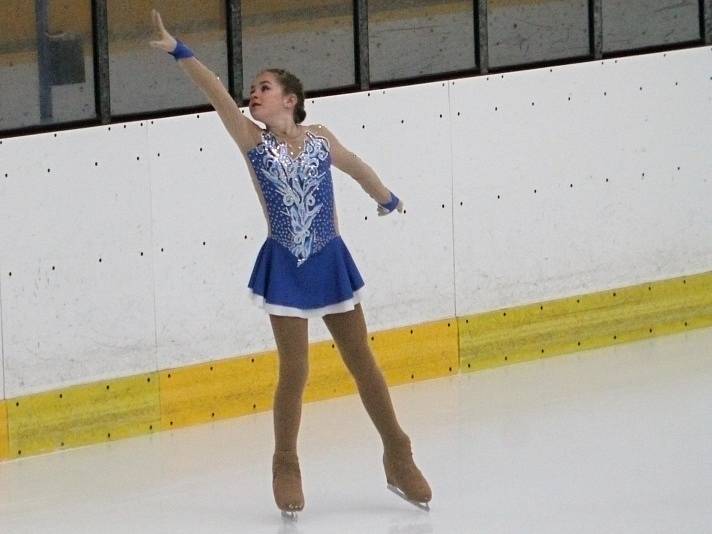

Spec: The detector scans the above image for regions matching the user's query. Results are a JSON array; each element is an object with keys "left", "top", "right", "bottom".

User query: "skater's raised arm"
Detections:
[
  {"left": 149, "top": 10, "right": 260, "bottom": 153},
  {"left": 315, "top": 125, "right": 404, "bottom": 216}
]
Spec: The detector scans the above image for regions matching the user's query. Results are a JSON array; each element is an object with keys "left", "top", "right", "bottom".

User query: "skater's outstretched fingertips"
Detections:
[
  {"left": 149, "top": 10, "right": 177, "bottom": 52},
  {"left": 152, "top": 10, "right": 169, "bottom": 37}
]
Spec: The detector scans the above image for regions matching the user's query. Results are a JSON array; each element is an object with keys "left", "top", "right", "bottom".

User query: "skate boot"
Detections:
[
  {"left": 272, "top": 451, "right": 304, "bottom": 520},
  {"left": 383, "top": 437, "right": 432, "bottom": 511}
]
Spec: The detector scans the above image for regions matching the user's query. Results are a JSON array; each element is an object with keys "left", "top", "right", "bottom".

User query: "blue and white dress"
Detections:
[{"left": 245, "top": 128, "right": 365, "bottom": 318}]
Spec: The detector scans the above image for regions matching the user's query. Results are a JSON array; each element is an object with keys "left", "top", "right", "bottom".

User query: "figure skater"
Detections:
[{"left": 149, "top": 10, "right": 431, "bottom": 519}]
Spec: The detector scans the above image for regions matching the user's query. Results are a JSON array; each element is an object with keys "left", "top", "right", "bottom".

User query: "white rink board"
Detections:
[
  {"left": 0, "top": 124, "right": 157, "bottom": 398},
  {"left": 305, "top": 81, "right": 456, "bottom": 339},
  {"left": 1, "top": 45, "right": 711, "bottom": 399},
  {"left": 450, "top": 46, "right": 712, "bottom": 315},
  {"left": 146, "top": 112, "right": 274, "bottom": 369}
]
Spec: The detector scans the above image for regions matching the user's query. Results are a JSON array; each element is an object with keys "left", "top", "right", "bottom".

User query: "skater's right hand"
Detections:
[
  {"left": 149, "top": 9, "right": 177, "bottom": 53},
  {"left": 377, "top": 199, "right": 404, "bottom": 216}
]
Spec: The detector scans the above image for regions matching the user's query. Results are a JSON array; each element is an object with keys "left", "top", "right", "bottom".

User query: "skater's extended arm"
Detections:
[
  {"left": 149, "top": 10, "right": 260, "bottom": 153},
  {"left": 316, "top": 125, "right": 404, "bottom": 215}
]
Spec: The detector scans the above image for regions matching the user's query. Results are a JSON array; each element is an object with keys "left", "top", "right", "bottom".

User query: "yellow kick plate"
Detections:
[
  {"left": 304, "top": 317, "right": 459, "bottom": 404},
  {"left": 161, "top": 318, "right": 459, "bottom": 429},
  {"left": 7, "top": 373, "right": 160, "bottom": 459},
  {"left": 160, "top": 350, "right": 278, "bottom": 430},
  {"left": 0, "top": 401, "right": 9, "bottom": 460},
  {"left": 460, "top": 272, "right": 712, "bottom": 372}
]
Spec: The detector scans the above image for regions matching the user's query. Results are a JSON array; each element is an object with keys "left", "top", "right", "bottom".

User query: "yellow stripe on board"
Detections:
[
  {"left": 1, "top": 270, "right": 709, "bottom": 462},
  {"left": 369, "top": 318, "right": 459, "bottom": 385},
  {"left": 460, "top": 272, "right": 712, "bottom": 372},
  {"left": 0, "top": 401, "right": 9, "bottom": 460},
  {"left": 159, "top": 350, "right": 278, "bottom": 430},
  {"left": 160, "top": 317, "right": 458, "bottom": 431},
  {"left": 303, "top": 317, "right": 459, "bottom": 404},
  {"left": 6, "top": 374, "right": 160, "bottom": 459}
]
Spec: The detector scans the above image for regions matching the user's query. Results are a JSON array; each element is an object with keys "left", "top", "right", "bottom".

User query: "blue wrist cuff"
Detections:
[
  {"left": 380, "top": 191, "right": 400, "bottom": 212},
  {"left": 170, "top": 40, "right": 194, "bottom": 60}
]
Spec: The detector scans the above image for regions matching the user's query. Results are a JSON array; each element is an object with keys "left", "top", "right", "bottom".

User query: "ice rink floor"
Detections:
[{"left": 1, "top": 327, "right": 711, "bottom": 533}]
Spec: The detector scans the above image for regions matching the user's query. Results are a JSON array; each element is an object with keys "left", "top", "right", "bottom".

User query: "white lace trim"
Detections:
[{"left": 247, "top": 287, "right": 366, "bottom": 318}]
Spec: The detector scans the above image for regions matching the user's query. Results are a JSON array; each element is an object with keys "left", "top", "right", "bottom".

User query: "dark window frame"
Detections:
[{"left": 1, "top": 0, "right": 709, "bottom": 138}]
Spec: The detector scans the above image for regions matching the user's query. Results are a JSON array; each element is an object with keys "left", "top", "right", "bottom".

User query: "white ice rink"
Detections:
[{"left": 1, "top": 327, "right": 711, "bottom": 533}]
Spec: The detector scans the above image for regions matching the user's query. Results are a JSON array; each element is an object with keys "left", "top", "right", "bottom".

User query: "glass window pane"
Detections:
[
  {"left": 368, "top": 0, "right": 476, "bottom": 83},
  {"left": 0, "top": 0, "right": 96, "bottom": 132},
  {"left": 242, "top": 0, "right": 355, "bottom": 96},
  {"left": 602, "top": 0, "right": 700, "bottom": 53},
  {"left": 487, "top": 0, "right": 589, "bottom": 69},
  {"left": 108, "top": 1, "right": 228, "bottom": 115}
]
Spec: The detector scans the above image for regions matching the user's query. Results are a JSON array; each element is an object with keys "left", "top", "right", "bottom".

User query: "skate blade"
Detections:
[
  {"left": 281, "top": 510, "right": 299, "bottom": 521},
  {"left": 387, "top": 484, "right": 431, "bottom": 511}
]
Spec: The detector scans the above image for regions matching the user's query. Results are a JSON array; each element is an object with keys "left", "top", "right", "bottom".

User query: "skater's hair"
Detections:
[{"left": 261, "top": 68, "right": 306, "bottom": 124}]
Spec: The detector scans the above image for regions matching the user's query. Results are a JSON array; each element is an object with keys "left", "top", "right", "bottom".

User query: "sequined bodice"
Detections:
[{"left": 247, "top": 130, "right": 338, "bottom": 267}]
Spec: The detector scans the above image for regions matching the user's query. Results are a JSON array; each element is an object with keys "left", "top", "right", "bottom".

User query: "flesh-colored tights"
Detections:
[{"left": 269, "top": 303, "right": 409, "bottom": 454}]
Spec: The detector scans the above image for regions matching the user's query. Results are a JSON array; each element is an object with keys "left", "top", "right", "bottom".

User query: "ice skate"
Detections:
[
  {"left": 383, "top": 437, "right": 432, "bottom": 511},
  {"left": 273, "top": 451, "right": 304, "bottom": 520}
]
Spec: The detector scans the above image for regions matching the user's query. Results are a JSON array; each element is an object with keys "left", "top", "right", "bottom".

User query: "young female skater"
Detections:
[{"left": 150, "top": 10, "right": 431, "bottom": 518}]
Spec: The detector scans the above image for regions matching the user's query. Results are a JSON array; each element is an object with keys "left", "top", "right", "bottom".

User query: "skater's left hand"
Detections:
[
  {"left": 149, "top": 10, "right": 178, "bottom": 53},
  {"left": 377, "top": 199, "right": 404, "bottom": 216}
]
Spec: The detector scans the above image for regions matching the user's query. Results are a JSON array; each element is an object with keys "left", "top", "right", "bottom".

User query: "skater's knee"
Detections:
[
  {"left": 279, "top": 365, "right": 309, "bottom": 386},
  {"left": 278, "top": 358, "right": 309, "bottom": 386}
]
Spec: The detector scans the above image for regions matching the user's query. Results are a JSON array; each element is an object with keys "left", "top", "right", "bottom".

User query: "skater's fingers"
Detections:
[
  {"left": 152, "top": 9, "right": 168, "bottom": 35},
  {"left": 151, "top": 11, "right": 162, "bottom": 39}
]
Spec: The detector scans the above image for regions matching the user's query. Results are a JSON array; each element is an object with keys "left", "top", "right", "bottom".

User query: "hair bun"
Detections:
[{"left": 296, "top": 106, "right": 307, "bottom": 124}]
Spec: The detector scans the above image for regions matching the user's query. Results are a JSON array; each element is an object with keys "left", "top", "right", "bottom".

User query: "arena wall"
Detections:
[{"left": 0, "top": 44, "right": 710, "bottom": 460}]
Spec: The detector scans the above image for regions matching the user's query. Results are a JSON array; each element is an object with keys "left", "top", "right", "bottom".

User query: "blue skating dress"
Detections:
[{"left": 245, "top": 129, "right": 365, "bottom": 318}]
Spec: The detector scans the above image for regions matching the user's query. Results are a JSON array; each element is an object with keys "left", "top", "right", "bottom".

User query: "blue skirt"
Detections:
[{"left": 247, "top": 235, "right": 366, "bottom": 318}]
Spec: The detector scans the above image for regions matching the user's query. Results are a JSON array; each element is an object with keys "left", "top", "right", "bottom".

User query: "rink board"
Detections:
[
  {"left": 1, "top": 45, "right": 711, "bottom": 460},
  {"left": 305, "top": 80, "right": 456, "bottom": 335},
  {"left": 160, "top": 317, "right": 457, "bottom": 431},
  {"left": 159, "top": 349, "right": 279, "bottom": 429},
  {"left": 0, "top": 124, "right": 158, "bottom": 400},
  {"left": 0, "top": 401, "right": 8, "bottom": 460},
  {"left": 0, "top": 274, "right": 709, "bottom": 459},
  {"left": 460, "top": 271, "right": 712, "bottom": 372},
  {"left": 0, "top": 81, "right": 456, "bottom": 400},
  {"left": 303, "top": 317, "right": 459, "bottom": 404},
  {"left": 6, "top": 374, "right": 160, "bottom": 459},
  {"left": 450, "top": 47, "right": 712, "bottom": 317},
  {"left": 0, "top": 316, "right": 457, "bottom": 456}
]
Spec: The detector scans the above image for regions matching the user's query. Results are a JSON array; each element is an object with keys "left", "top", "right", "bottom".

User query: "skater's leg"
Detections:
[
  {"left": 269, "top": 313, "right": 309, "bottom": 514},
  {"left": 322, "top": 303, "right": 408, "bottom": 447},
  {"left": 269, "top": 314, "right": 309, "bottom": 453},
  {"left": 322, "top": 304, "right": 431, "bottom": 505}
]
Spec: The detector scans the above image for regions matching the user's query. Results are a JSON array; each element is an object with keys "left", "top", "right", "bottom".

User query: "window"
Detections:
[
  {"left": 368, "top": 0, "right": 476, "bottom": 83},
  {"left": 0, "top": 0, "right": 96, "bottom": 131},
  {"left": 241, "top": 0, "right": 356, "bottom": 96},
  {"left": 602, "top": 0, "right": 701, "bottom": 53},
  {"left": 107, "top": 1, "right": 229, "bottom": 115},
  {"left": 1, "top": 0, "right": 709, "bottom": 136},
  {"left": 487, "top": 0, "right": 589, "bottom": 68}
]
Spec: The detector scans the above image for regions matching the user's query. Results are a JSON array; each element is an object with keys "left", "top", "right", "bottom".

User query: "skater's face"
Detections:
[{"left": 248, "top": 72, "right": 297, "bottom": 125}]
